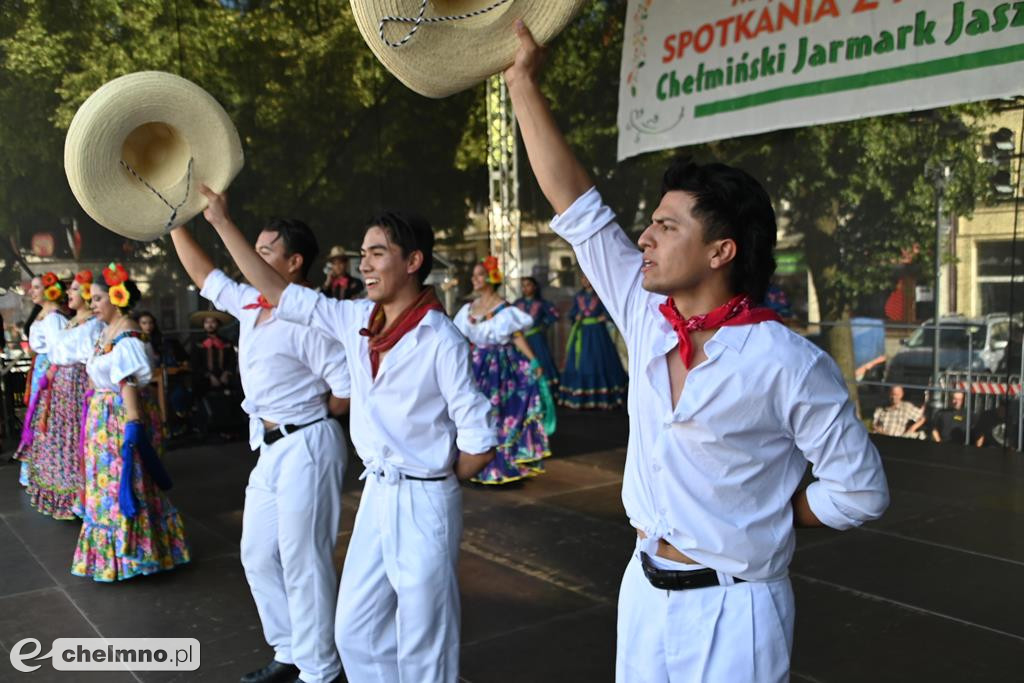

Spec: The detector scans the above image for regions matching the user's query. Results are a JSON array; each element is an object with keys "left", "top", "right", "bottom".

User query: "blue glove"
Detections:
[
  {"left": 119, "top": 422, "right": 143, "bottom": 518},
  {"left": 119, "top": 421, "right": 174, "bottom": 520}
]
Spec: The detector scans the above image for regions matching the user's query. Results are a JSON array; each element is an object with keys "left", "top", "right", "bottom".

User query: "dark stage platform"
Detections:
[{"left": 0, "top": 409, "right": 1021, "bottom": 682}]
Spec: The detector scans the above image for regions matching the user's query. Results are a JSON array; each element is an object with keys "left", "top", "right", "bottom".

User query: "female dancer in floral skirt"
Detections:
[
  {"left": 15, "top": 273, "right": 68, "bottom": 486},
  {"left": 513, "top": 276, "right": 561, "bottom": 386},
  {"left": 72, "top": 263, "right": 190, "bottom": 582},
  {"left": 454, "top": 257, "right": 551, "bottom": 484},
  {"left": 26, "top": 270, "right": 103, "bottom": 519}
]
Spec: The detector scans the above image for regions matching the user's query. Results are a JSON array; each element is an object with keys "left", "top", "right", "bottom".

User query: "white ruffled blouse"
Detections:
[
  {"left": 453, "top": 303, "right": 533, "bottom": 347},
  {"left": 86, "top": 334, "right": 153, "bottom": 392},
  {"left": 49, "top": 317, "right": 104, "bottom": 366}
]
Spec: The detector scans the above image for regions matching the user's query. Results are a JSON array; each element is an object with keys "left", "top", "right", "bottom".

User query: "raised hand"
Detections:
[
  {"left": 503, "top": 20, "right": 545, "bottom": 88},
  {"left": 199, "top": 184, "right": 230, "bottom": 228}
]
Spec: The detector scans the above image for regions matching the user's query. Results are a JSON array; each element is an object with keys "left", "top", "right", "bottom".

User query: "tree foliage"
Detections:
[{"left": 0, "top": 0, "right": 996, "bottom": 367}]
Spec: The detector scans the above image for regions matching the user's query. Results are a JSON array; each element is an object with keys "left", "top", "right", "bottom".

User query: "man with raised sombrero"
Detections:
[
  {"left": 503, "top": 20, "right": 889, "bottom": 683},
  {"left": 63, "top": 70, "right": 350, "bottom": 683},
  {"left": 173, "top": 221, "right": 353, "bottom": 683},
  {"left": 197, "top": 181, "right": 498, "bottom": 682}
]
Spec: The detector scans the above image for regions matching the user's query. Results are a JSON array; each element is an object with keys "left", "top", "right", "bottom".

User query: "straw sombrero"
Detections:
[
  {"left": 351, "top": 0, "right": 587, "bottom": 98},
  {"left": 189, "top": 309, "right": 234, "bottom": 327},
  {"left": 64, "top": 71, "right": 244, "bottom": 242}
]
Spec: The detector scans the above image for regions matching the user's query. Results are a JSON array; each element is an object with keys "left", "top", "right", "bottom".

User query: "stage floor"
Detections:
[{"left": 0, "top": 408, "right": 1021, "bottom": 682}]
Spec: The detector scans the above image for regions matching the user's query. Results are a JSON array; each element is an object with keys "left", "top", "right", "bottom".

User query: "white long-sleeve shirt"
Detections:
[
  {"left": 550, "top": 187, "right": 889, "bottom": 581},
  {"left": 276, "top": 284, "right": 497, "bottom": 479},
  {"left": 201, "top": 269, "right": 352, "bottom": 450}
]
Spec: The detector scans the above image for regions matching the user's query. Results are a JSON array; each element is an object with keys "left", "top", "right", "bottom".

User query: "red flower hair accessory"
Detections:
[
  {"left": 482, "top": 255, "right": 502, "bottom": 285},
  {"left": 40, "top": 272, "right": 58, "bottom": 288},
  {"left": 103, "top": 262, "right": 129, "bottom": 286},
  {"left": 75, "top": 270, "right": 94, "bottom": 300}
]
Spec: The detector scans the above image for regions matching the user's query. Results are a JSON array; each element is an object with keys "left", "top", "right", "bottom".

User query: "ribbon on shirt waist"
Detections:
[
  {"left": 524, "top": 326, "right": 543, "bottom": 337},
  {"left": 78, "top": 388, "right": 95, "bottom": 509},
  {"left": 359, "top": 455, "right": 401, "bottom": 485},
  {"left": 566, "top": 316, "right": 603, "bottom": 369},
  {"left": 17, "top": 372, "right": 50, "bottom": 452}
]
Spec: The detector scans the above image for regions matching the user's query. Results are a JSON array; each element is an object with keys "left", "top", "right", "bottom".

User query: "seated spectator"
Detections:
[
  {"left": 137, "top": 311, "right": 191, "bottom": 437},
  {"left": 931, "top": 391, "right": 968, "bottom": 443},
  {"left": 189, "top": 310, "right": 244, "bottom": 439},
  {"left": 321, "top": 246, "right": 364, "bottom": 300},
  {"left": 872, "top": 385, "right": 926, "bottom": 438}
]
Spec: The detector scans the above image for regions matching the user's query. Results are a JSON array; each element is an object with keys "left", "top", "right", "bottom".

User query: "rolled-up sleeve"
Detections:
[
  {"left": 550, "top": 186, "right": 646, "bottom": 336},
  {"left": 789, "top": 352, "right": 890, "bottom": 530},
  {"left": 436, "top": 335, "right": 496, "bottom": 454}
]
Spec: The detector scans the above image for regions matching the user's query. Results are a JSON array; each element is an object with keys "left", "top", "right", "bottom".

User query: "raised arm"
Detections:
[
  {"left": 169, "top": 226, "right": 216, "bottom": 290},
  {"left": 504, "top": 21, "right": 592, "bottom": 214},
  {"left": 198, "top": 184, "right": 288, "bottom": 305},
  {"left": 505, "top": 22, "right": 645, "bottom": 337}
]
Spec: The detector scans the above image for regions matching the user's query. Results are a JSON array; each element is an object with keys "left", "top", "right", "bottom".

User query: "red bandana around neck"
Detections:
[
  {"left": 359, "top": 287, "right": 445, "bottom": 378},
  {"left": 242, "top": 295, "right": 275, "bottom": 310},
  {"left": 658, "top": 293, "right": 782, "bottom": 369},
  {"left": 330, "top": 276, "right": 350, "bottom": 291},
  {"left": 201, "top": 335, "right": 227, "bottom": 350}
]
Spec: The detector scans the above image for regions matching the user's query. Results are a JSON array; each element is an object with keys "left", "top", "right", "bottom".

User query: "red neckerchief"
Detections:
[
  {"left": 658, "top": 294, "right": 782, "bottom": 369},
  {"left": 201, "top": 335, "right": 227, "bottom": 350},
  {"left": 359, "top": 287, "right": 444, "bottom": 378},
  {"left": 242, "top": 295, "right": 274, "bottom": 310},
  {"left": 330, "top": 276, "right": 350, "bottom": 292}
]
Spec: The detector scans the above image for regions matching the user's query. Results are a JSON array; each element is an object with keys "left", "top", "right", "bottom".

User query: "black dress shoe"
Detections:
[{"left": 240, "top": 660, "right": 300, "bottom": 683}]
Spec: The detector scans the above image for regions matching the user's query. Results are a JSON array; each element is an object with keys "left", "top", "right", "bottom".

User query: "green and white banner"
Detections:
[{"left": 618, "top": 0, "right": 1024, "bottom": 160}]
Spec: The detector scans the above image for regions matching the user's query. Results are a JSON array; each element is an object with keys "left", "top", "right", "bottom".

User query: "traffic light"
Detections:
[{"left": 987, "top": 127, "right": 1017, "bottom": 197}]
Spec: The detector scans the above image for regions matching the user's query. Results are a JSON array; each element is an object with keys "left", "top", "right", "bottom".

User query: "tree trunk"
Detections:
[{"left": 802, "top": 208, "right": 862, "bottom": 416}]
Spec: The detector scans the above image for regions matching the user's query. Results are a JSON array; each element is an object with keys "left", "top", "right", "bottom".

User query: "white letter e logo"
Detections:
[{"left": 10, "top": 637, "right": 48, "bottom": 673}]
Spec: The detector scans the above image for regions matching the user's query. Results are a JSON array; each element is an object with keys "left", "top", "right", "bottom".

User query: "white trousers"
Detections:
[
  {"left": 616, "top": 549, "right": 795, "bottom": 683},
  {"left": 336, "top": 472, "right": 462, "bottom": 683},
  {"left": 241, "top": 419, "right": 347, "bottom": 683}
]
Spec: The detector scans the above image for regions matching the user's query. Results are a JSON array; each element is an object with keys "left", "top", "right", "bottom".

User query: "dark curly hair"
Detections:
[{"left": 661, "top": 158, "right": 777, "bottom": 303}]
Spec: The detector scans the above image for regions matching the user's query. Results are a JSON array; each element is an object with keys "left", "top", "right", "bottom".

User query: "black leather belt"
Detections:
[
  {"left": 263, "top": 417, "right": 326, "bottom": 446},
  {"left": 640, "top": 552, "right": 745, "bottom": 591},
  {"left": 371, "top": 470, "right": 449, "bottom": 481}
]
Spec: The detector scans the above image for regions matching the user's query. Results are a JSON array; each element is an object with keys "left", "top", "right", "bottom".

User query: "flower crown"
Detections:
[
  {"left": 102, "top": 262, "right": 132, "bottom": 309},
  {"left": 40, "top": 272, "right": 66, "bottom": 302},
  {"left": 482, "top": 256, "right": 502, "bottom": 285},
  {"left": 75, "top": 270, "right": 94, "bottom": 301}
]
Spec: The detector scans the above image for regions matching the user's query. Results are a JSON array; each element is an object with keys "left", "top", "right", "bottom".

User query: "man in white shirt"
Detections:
[
  {"left": 171, "top": 220, "right": 351, "bottom": 683},
  {"left": 505, "top": 22, "right": 890, "bottom": 682},
  {"left": 196, "top": 185, "right": 498, "bottom": 683}
]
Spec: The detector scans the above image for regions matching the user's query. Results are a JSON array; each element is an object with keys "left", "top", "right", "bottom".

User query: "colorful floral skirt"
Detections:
[
  {"left": 524, "top": 326, "right": 559, "bottom": 386},
  {"left": 26, "top": 363, "right": 89, "bottom": 520},
  {"left": 559, "top": 320, "right": 628, "bottom": 410},
  {"left": 470, "top": 343, "right": 551, "bottom": 485},
  {"left": 71, "top": 390, "right": 190, "bottom": 582},
  {"left": 16, "top": 353, "right": 51, "bottom": 487}
]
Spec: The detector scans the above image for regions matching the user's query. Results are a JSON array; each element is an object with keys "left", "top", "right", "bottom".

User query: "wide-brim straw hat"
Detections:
[
  {"left": 351, "top": 0, "right": 586, "bottom": 98},
  {"left": 64, "top": 71, "right": 244, "bottom": 242},
  {"left": 189, "top": 310, "right": 234, "bottom": 328},
  {"left": 326, "top": 245, "right": 349, "bottom": 261}
]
